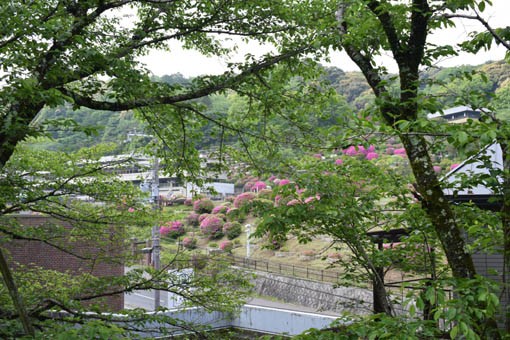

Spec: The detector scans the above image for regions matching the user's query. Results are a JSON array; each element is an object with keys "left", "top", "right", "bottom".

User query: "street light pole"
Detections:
[{"left": 151, "top": 154, "right": 161, "bottom": 309}]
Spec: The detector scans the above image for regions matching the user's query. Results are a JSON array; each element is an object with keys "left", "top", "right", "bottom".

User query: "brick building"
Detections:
[{"left": 2, "top": 214, "right": 124, "bottom": 311}]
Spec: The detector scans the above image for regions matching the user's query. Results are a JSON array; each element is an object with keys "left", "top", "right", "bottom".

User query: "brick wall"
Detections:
[{"left": 2, "top": 214, "right": 124, "bottom": 311}]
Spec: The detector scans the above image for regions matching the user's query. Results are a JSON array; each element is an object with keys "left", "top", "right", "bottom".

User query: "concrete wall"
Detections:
[
  {"left": 136, "top": 305, "right": 338, "bottom": 337},
  {"left": 253, "top": 271, "right": 373, "bottom": 315}
]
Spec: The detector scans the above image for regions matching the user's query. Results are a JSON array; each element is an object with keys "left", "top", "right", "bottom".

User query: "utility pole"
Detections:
[{"left": 151, "top": 154, "right": 161, "bottom": 309}]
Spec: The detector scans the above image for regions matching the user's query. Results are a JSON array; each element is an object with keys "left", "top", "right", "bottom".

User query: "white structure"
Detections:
[
  {"left": 442, "top": 143, "right": 503, "bottom": 196},
  {"left": 99, "top": 154, "right": 235, "bottom": 199},
  {"left": 427, "top": 106, "right": 482, "bottom": 123}
]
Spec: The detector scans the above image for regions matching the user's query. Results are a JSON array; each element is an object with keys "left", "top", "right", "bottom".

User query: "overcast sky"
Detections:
[{"left": 139, "top": 0, "right": 510, "bottom": 77}]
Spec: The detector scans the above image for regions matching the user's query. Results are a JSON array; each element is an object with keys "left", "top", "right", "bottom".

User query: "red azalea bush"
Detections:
[
  {"left": 200, "top": 215, "right": 224, "bottom": 239},
  {"left": 193, "top": 198, "right": 214, "bottom": 213},
  {"left": 233, "top": 192, "right": 256, "bottom": 208}
]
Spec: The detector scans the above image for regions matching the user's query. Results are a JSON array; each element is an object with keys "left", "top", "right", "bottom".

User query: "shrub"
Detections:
[
  {"left": 198, "top": 213, "right": 210, "bottom": 223},
  {"left": 160, "top": 220, "right": 185, "bottom": 239},
  {"left": 208, "top": 242, "right": 218, "bottom": 248},
  {"left": 193, "top": 198, "right": 214, "bottom": 213},
  {"left": 219, "top": 240, "right": 233, "bottom": 253},
  {"left": 251, "top": 181, "right": 267, "bottom": 191},
  {"left": 212, "top": 205, "right": 228, "bottom": 214},
  {"left": 200, "top": 215, "right": 224, "bottom": 239},
  {"left": 233, "top": 192, "right": 256, "bottom": 209},
  {"left": 226, "top": 207, "right": 245, "bottom": 222},
  {"left": 184, "top": 198, "right": 193, "bottom": 206},
  {"left": 182, "top": 237, "right": 197, "bottom": 250},
  {"left": 185, "top": 212, "right": 200, "bottom": 227},
  {"left": 223, "top": 221, "right": 242, "bottom": 240}
]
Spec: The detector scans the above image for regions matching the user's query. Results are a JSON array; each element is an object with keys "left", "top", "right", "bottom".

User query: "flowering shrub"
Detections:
[
  {"left": 450, "top": 163, "right": 459, "bottom": 170},
  {"left": 312, "top": 153, "right": 322, "bottom": 159},
  {"left": 304, "top": 195, "right": 320, "bottom": 204},
  {"left": 186, "top": 212, "right": 200, "bottom": 227},
  {"left": 278, "top": 179, "right": 290, "bottom": 186},
  {"left": 182, "top": 237, "right": 197, "bottom": 250},
  {"left": 233, "top": 192, "right": 256, "bottom": 208},
  {"left": 184, "top": 198, "right": 193, "bottom": 206},
  {"left": 394, "top": 148, "right": 406, "bottom": 157},
  {"left": 160, "top": 220, "right": 185, "bottom": 239},
  {"left": 200, "top": 215, "right": 224, "bottom": 239},
  {"left": 243, "top": 181, "right": 255, "bottom": 191},
  {"left": 343, "top": 146, "right": 358, "bottom": 156},
  {"left": 193, "top": 198, "right": 214, "bottom": 213},
  {"left": 301, "top": 250, "right": 316, "bottom": 257},
  {"left": 433, "top": 166, "right": 442, "bottom": 173},
  {"left": 198, "top": 213, "right": 210, "bottom": 223},
  {"left": 286, "top": 199, "right": 301, "bottom": 206},
  {"left": 212, "top": 205, "right": 229, "bottom": 214},
  {"left": 219, "top": 240, "right": 233, "bottom": 253},
  {"left": 366, "top": 152, "right": 379, "bottom": 160},
  {"left": 223, "top": 221, "right": 242, "bottom": 240},
  {"left": 251, "top": 181, "right": 267, "bottom": 191},
  {"left": 335, "top": 158, "right": 343, "bottom": 165},
  {"left": 386, "top": 147, "right": 395, "bottom": 155}
]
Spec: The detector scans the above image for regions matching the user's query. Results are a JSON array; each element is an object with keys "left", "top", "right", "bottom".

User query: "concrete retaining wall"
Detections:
[{"left": 253, "top": 271, "right": 373, "bottom": 315}]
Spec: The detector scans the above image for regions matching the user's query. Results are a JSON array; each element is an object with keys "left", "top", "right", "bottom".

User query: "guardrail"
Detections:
[{"left": 231, "top": 256, "right": 343, "bottom": 284}]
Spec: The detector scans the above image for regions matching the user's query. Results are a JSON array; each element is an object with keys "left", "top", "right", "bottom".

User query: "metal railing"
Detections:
[{"left": 231, "top": 255, "right": 343, "bottom": 284}]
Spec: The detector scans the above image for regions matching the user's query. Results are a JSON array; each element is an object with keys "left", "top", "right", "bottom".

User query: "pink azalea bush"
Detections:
[
  {"left": 366, "top": 152, "right": 379, "bottom": 160},
  {"left": 184, "top": 198, "right": 193, "bottom": 206},
  {"left": 394, "top": 148, "right": 407, "bottom": 157},
  {"left": 223, "top": 221, "right": 242, "bottom": 240},
  {"left": 200, "top": 215, "right": 224, "bottom": 239},
  {"left": 233, "top": 192, "right": 256, "bottom": 208},
  {"left": 257, "top": 188, "right": 273, "bottom": 200},
  {"left": 433, "top": 166, "right": 442, "bottom": 173},
  {"left": 212, "top": 205, "right": 229, "bottom": 214},
  {"left": 198, "top": 213, "right": 210, "bottom": 223},
  {"left": 286, "top": 199, "right": 301, "bottom": 206},
  {"left": 278, "top": 179, "right": 290, "bottom": 186},
  {"left": 182, "top": 237, "right": 197, "bottom": 250},
  {"left": 219, "top": 240, "right": 233, "bottom": 253},
  {"left": 193, "top": 198, "right": 214, "bottom": 213},
  {"left": 160, "top": 220, "right": 185, "bottom": 239},
  {"left": 450, "top": 163, "right": 459, "bottom": 170},
  {"left": 343, "top": 146, "right": 358, "bottom": 156},
  {"left": 186, "top": 212, "right": 200, "bottom": 227},
  {"left": 251, "top": 181, "right": 267, "bottom": 191},
  {"left": 335, "top": 158, "right": 343, "bottom": 165}
]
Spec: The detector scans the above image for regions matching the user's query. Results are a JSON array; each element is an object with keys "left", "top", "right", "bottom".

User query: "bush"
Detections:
[
  {"left": 219, "top": 240, "right": 233, "bottom": 253},
  {"left": 233, "top": 192, "right": 256, "bottom": 209},
  {"left": 184, "top": 198, "right": 193, "bottom": 206},
  {"left": 223, "top": 221, "right": 242, "bottom": 240},
  {"left": 193, "top": 198, "right": 214, "bottom": 213},
  {"left": 200, "top": 215, "right": 224, "bottom": 239},
  {"left": 185, "top": 212, "right": 200, "bottom": 227},
  {"left": 182, "top": 237, "right": 197, "bottom": 250},
  {"left": 198, "top": 213, "right": 210, "bottom": 223},
  {"left": 212, "top": 204, "right": 229, "bottom": 214},
  {"left": 226, "top": 207, "right": 245, "bottom": 222},
  {"left": 160, "top": 220, "right": 185, "bottom": 239}
]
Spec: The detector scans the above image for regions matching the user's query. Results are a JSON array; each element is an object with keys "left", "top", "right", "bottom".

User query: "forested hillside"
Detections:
[{"left": 31, "top": 60, "right": 510, "bottom": 153}]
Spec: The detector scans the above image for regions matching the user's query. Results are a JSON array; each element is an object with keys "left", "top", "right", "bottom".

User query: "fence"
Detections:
[{"left": 231, "top": 255, "right": 343, "bottom": 284}]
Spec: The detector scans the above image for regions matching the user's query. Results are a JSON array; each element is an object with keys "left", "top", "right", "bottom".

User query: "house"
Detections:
[{"left": 427, "top": 105, "right": 482, "bottom": 123}]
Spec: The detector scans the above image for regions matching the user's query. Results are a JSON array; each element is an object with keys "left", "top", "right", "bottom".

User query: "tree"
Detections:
[
  {"left": 0, "top": 1, "right": 327, "bottom": 335},
  {"left": 0, "top": 144, "right": 253, "bottom": 337}
]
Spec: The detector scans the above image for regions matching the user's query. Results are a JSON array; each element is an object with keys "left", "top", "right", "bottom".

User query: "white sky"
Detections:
[{"left": 139, "top": 0, "right": 510, "bottom": 77}]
